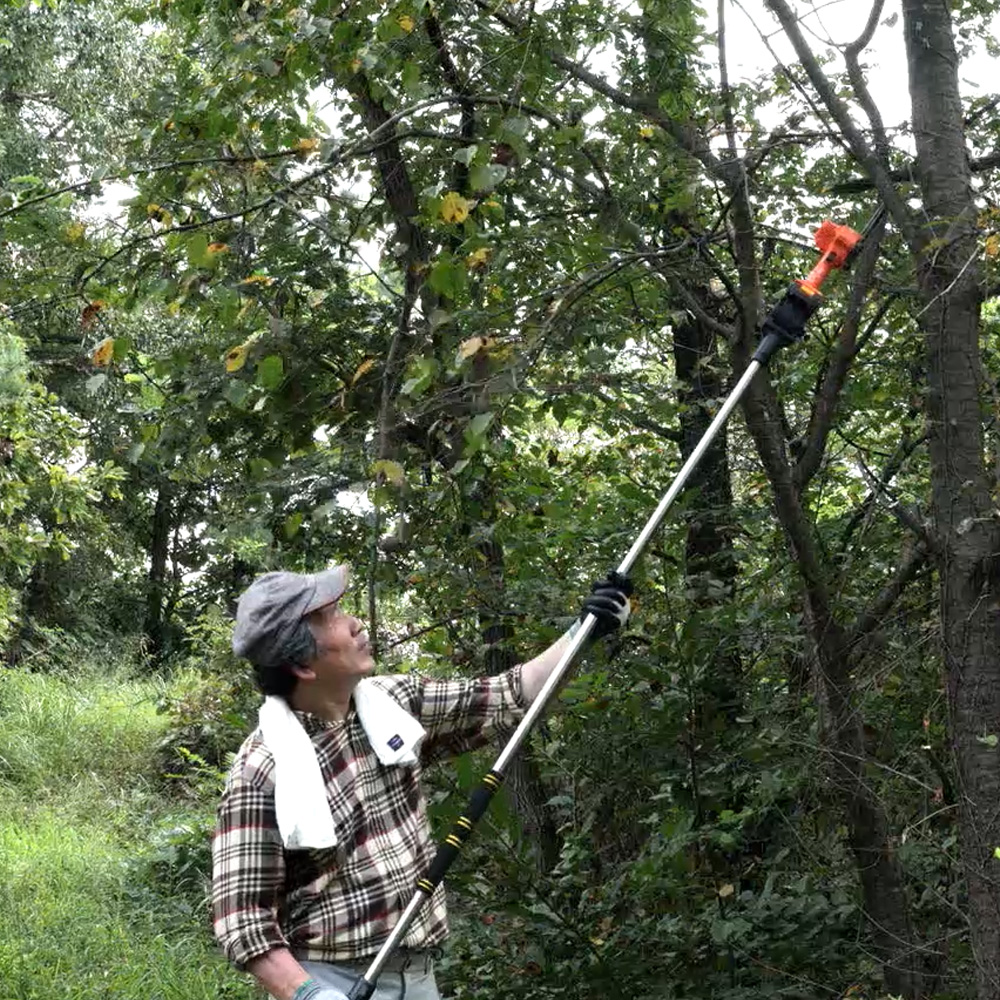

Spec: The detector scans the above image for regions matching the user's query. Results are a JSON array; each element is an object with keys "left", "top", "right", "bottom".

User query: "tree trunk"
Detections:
[
  {"left": 739, "top": 365, "right": 926, "bottom": 996},
  {"left": 477, "top": 529, "right": 561, "bottom": 873},
  {"left": 728, "top": 177, "right": 926, "bottom": 994},
  {"left": 673, "top": 314, "right": 741, "bottom": 720},
  {"left": 143, "top": 482, "right": 172, "bottom": 664},
  {"left": 902, "top": 3, "right": 999, "bottom": 995}
]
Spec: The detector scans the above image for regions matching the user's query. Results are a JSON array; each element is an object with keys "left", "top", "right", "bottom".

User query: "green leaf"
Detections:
[
  {"left": 469, "top": 163, "right": 508, "bottom": 193},
  {"left": 428, "top": 257, "right": 467, "bottom": 299},
  {"left": 401, "top": 60, "right": 421, "bottom": 95},
  {"left": 372, "top": 459, "right": 406, "bottom": 486},
  {"left": 223, "top": 380, "right": 251, "bottom": 408},
  {"left": 467, "top": 412, "right": 494, "bottom": 437},
  {"left": 452, "top": 145, "right": 478, "bottom": 167},
  {"left": 502, "top": 116, "right": 530, "bottom": 136},
  {"left": 256, "top": 354, "right": 284, "bottom": 390},
  {"left": 186, "top": 232, "right": 214, "bottom": 269}
]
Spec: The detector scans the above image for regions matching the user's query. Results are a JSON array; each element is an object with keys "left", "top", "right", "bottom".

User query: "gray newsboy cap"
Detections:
[{"left": 232, "top": 564, "right": 349, "bottom": 666}]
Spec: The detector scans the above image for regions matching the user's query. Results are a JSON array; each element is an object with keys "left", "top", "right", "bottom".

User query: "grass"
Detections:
[{"left": 0, "top": 662, "right": 262, "bottom": 1000}]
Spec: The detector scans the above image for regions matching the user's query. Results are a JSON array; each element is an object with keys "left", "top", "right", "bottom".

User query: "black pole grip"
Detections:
[
  {"left": 753, "top": 283, "right": 823, "bottom": 365},
  {"left": 419, "top": 770, "right": 504, "bottom": 889},
  {"left": 347, "top": 977, "right": 376, "bottom": 1000}
]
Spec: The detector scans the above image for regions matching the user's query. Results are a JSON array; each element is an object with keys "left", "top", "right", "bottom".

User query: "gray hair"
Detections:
[{"left": 250, "top": 617, "right": 317, "bottom": 697}]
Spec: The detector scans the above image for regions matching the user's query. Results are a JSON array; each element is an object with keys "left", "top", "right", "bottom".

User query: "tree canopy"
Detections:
[{"left": 4, "top": 0, "right": 1000, "bottom": 997}]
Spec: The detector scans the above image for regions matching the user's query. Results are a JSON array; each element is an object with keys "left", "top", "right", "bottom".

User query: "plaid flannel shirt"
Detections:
[{"left": 211, "top": 666, "right": 526, "bottom": 969}]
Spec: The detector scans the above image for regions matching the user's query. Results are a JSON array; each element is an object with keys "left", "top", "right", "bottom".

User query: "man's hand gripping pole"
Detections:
[{"left": 345, "top": 217, "right": 863, "bottom": 1000}]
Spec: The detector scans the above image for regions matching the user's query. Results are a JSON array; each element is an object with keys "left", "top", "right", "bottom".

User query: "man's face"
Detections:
[{"left": 303, "top": 602, "right": 374, "bottom": 683}]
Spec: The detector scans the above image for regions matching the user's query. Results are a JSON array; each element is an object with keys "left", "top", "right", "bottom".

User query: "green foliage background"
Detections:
[{"left": 3, "top": 0, "right": 999, "bottom": 998}]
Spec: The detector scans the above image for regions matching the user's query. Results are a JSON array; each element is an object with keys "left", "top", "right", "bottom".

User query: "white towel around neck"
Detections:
[{"left": 257, "top": 679, "right": 426, "bottom": 850}]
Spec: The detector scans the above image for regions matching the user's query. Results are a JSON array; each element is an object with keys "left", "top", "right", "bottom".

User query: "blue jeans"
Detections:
[{"left": 301, "top": 953, "right": 441, "bottom": 1000}]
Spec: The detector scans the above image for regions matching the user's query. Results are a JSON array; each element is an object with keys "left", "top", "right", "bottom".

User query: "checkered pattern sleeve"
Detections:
[
  {"left": 385, "top": 666, "right": 527, "bottom": 766},
  {"left": 211, "top": 743, "right": 288, "bottom": 969}
]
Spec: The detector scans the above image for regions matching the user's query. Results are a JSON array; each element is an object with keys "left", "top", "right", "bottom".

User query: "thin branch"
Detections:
[
  {"left": 793, "top": 217, "right": 888, "bottom": 492},
  {"left": 843, "top": 0, "right": 890, "bottom": 160},
  {"left": 474, "top": 0, "right": 734, "bottom": 187},
  {"left": 855, "top": 451, "right": 940, "bottom": 553},
  {"left": 847, "top": 539, "right": 930, "bottom": 648},
  {"left": 387, "top": 611, "right": 478, "bottom": 649},
  {"left": 839, "top": 429, "right": 927, "bottom": 550},
  {"left": 0, "top": 148, "right": 305, "bottom": 223},
  {"left": 717, "top": 0, "right": 740, "bottom": 161},
  {"left": 763, "top": 0, "right": 919, "bottom": 248}
]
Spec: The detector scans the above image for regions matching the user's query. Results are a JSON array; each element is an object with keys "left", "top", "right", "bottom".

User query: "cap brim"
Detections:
[{"left": 303, "top": 564, "right": 350, "bottom": 614}]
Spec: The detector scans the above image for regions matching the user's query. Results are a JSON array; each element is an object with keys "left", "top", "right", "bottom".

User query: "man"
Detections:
[{"left": 212, "top": 563, "right": 632, "bottom": 1000}]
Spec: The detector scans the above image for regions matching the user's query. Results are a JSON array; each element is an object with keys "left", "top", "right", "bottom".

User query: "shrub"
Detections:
[{"left": 155, "top": 605, "right": 259, "bottom": 781}]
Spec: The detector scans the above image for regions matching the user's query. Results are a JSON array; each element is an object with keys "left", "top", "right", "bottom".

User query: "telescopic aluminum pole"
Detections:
[{"left": 345, "top": 218, "right": 864, "bottom": 1000}]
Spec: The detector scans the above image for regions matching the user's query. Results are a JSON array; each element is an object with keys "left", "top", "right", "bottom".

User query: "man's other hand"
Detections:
[{"left": 580, "top": 571, "right": 633, "bottom": 638}]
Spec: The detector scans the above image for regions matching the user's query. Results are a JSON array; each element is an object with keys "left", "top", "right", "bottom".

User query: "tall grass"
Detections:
[{"left": 0, "top": 662, "right": 261, "bottom": 1000}]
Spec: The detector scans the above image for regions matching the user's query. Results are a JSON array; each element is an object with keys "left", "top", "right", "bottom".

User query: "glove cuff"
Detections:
[{"left": 292, "top": 980, "right": 323, "bottom": 1000}]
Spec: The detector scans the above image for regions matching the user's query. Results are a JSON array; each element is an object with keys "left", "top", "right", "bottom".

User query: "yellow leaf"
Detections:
[
  {"left": 466, "top": 247, "right": 491, "bottom": 270},
  {"left": 225, "top": 344, "right": 249, "bottom": 372},
  {"left": 398, "top": 14, "right": 415, "bottom": 32},
  {"left": 65, "top": 221, "right": 86, "bottom": 243},
  {"left": 146, "top": 203, "right": 162, "bottom": 216},
  {"left": 638, "top": 125, "right": 655, "bottom": 139},
  {"left": 208, "top": 242, "right": 229, "bottom": 254},
  {"left": 351, "top": 357, "right": 376, "bottom": 385},
  {"left": 985, "top": 234, "right": 1000, "bottom": 258},
  {"left": 439, "top": 191, "right": 471, "bottom": 224},
  {"left": 372, "top": 459, "right": 406, "bottom": 486},
  {"left": 91, "top": 337, "right": 114, "bottom": 367},
  {"left": 718, "top": 883, "right": 734, "bottom": 899},
  {"left": 294, "top": 136, "right": 320, "bottom": 159},
  {"left": 458, "top": 336, "right": 495, "bottom": 360}
]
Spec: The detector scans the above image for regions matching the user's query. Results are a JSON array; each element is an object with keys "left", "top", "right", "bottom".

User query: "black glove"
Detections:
[{"left": 579, "top": 570, "right": 633, "bottom": 639}]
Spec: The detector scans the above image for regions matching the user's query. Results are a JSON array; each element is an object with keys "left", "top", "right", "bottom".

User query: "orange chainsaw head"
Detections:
[
  {"left": 797, "top": 219, "right": 864, "bottom": 294},
  {"left": 813, "top": 219, "right": 862, "bottom": 267}
]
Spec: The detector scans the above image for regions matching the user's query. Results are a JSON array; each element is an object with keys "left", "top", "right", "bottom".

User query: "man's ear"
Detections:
[{"left": 290, "top": 664, "right": 316, "bottom": 681}]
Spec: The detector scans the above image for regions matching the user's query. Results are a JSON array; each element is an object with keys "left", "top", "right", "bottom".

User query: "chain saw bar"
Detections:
[{"left": 753, "top": 219, "right": 862, "bottom": 365}]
